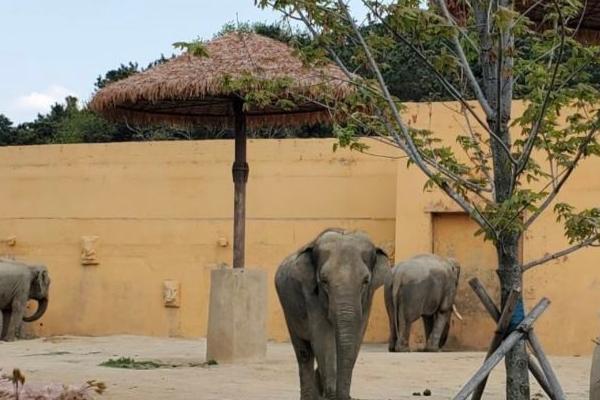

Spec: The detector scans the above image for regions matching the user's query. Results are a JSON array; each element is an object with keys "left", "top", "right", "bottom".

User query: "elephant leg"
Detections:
[
  {"left": 289, "top": 332, "right": 319, "bottom": 400},
  {"left": 0, "top": 310, "right": 4, "bottom": 340},
  {"left": 395, "top": 316, "right": 411, "bottom": 352},
  {"left": 384, "top": 287, "right": 397, "bottom": 352},
  {"left": 4, "top": 298, "right": 26, "bottom": 342},
  {"left": 311, "top": 329, "right": 336, "bottom": 399},
  {"left": 422, "top": 315, "right": 434, "bottom": 345},
  {"left": 1, "top": 310, "right": 10, "bottom": 340},
  {"left": 425, "top": 311, "right": 450, "bottom": 352}
]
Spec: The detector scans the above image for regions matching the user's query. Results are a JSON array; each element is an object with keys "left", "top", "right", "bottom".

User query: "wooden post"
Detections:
[
  {"left": 529, "top": 352, "right": 558, "bottom": 400},
  {"left": 453, "top": 298, "right": 551, "bottom": 400},
  {"left": 470, "top": 289, "right": 520, "bottom": 400},
  {"left": 468, "top": 278, "right": 556, "bottom": 399},
  {"left": 469, "top": 278, "right": 500, "bottom": 320},
  {"left": 232, "top": 98, "right": 248, "bottom": 269},
  {"left": 528, "top": 331, "right": 567, "bottom": 400}
]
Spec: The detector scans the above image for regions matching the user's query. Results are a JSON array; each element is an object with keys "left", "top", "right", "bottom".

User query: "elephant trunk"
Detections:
[
  {"left": 334, "top": 297, "right": 363, "bottom": 400},
  {"left": 440, "top": 318, "right": 451, "bottom": 348},
  {"left": 23, "top": 298, "right": 48, "bottom": 322}
]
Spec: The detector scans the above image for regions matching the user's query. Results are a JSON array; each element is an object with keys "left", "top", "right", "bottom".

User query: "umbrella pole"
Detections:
[{"left": 232, "top": 98, "right": 248, "bottom": 269}]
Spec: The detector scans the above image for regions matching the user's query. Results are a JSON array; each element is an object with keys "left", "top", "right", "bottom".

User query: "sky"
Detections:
[{"left": 0, "top": 1, "right": 366, "bottom": 124}]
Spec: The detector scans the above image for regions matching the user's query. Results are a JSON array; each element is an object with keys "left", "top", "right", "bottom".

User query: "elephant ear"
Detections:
[
  {"left": 287, "top": 243, "right": 318, "bottom": 295},
  {"left": 370, "top": 248, "right": 391, "bottom": 290},
  {"left": 447, "top": 258, "right": 461, "bottom": 284},
  {"left": 39, "top": 267, "right": 50, "bottom": 289},
  {"left": 30, "top": 266, "right": 50, "bottom": 295}
]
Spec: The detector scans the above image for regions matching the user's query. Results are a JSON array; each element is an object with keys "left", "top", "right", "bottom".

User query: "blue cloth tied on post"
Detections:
[{"left": 508, "top": 298, "right": 525, "bottom": 331}]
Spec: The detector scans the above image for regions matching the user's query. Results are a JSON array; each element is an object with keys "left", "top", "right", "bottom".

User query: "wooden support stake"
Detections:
[
  {"left": 528, "top": 331, "right": 566, "bottom": 400},
  {"left": 468, "top": 278, "right": 555, "bottom": 398},
  {"left": 470, "top": 289, "right": 520, "bottom": 400},
  {"left": 453, "top": 298, "right": 551, "bottom": 400},
  {"left": 528, "top": 355, "right": 557, "bottom": 400},
  {"left": 232, "top": 98, "right": 248, "bottom": 270},
  {"left": 468, "top": 278, "right": 500, "bottom": 320}
]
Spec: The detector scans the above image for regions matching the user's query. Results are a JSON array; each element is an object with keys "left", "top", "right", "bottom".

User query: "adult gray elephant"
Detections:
[
  {"left": 385, "top": 253, "right": 461, "bottom": 352},
  {"left": 0, "top": 259, "right": 50, "bottom": 341},
  {"left": 276, "top": 229, "right": 390, "bottom": 400}
]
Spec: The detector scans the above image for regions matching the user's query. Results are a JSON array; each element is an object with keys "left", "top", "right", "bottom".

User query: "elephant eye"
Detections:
[
  {"left": 320, "top": 277, "right": 329, "bottom": 287},
  {"left": 362, "top": 276, "right": 370, "bottom": 286}
]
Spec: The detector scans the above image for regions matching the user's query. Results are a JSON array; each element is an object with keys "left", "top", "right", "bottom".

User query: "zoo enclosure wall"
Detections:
[{"left": 0, "top": 101, "right": 597, "bottom": 356}]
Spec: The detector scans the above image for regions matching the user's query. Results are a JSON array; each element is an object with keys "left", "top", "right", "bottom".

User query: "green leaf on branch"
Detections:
[{"left": 173, "top": 40, "right": 209, "bottom": 57}]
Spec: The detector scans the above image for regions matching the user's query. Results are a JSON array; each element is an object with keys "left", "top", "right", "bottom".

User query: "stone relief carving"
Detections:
[
  {"left": 1, "top": 236, "right": 16, "bottom": 247},
  {"left": 81, "top": 236, "right": 99, "bottom": 266},
  {"left": 163, "top": 280, "right": 181, "bottom": 308}
]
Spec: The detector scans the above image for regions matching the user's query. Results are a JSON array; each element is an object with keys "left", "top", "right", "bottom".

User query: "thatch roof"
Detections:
[{"left": 89, "top": 32, "right": 353, "bottom": 128}]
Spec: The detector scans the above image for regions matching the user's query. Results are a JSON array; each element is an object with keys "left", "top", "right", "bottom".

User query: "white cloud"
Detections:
[{"left": 14, "top": 85, "right": 77, "bottom": 114}]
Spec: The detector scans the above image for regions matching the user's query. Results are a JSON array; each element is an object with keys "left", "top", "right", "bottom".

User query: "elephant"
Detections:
[
  {"left": 385, "top": 253, "right": 461, "bottom": 353},
  {"left": 275, "top": 228, "right": 390, "bottom": 400},
  {"left": 0, "top": 259, "right": 50, "bottom": 341}
]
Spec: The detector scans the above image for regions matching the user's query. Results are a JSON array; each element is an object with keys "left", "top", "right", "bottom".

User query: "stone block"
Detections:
[{"left": 206, "top": 267, "right": 267, "bottom": 363}]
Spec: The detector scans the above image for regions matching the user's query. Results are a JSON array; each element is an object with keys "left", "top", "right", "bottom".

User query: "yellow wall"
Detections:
[
  {"left": 0, "top": 101, "right": 598, "bottom": 356},
  {"left": 394, "top": 101, "right": 600, "bottom": 356},
  {"left": 0, "top": 139, "right": 398, "bottom": 342}
]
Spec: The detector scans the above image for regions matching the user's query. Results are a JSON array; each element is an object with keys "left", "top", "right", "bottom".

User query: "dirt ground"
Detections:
[{"left": 0, "top": 335, "right": 591, "bottom": 399}]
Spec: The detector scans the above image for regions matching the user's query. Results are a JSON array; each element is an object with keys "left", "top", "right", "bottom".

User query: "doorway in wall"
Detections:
[{"left": 432, "top": 212, "right": 502, "bottom": 350}]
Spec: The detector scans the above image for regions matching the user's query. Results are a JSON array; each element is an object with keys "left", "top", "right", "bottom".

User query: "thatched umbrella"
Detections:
[{"left": 90, "top": 31, "right": 352, "bottom": 270}]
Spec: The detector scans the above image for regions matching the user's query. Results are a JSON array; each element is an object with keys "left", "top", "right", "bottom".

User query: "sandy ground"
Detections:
[{"left": 0, "top": 335, "right": 591, "bottom": 399}]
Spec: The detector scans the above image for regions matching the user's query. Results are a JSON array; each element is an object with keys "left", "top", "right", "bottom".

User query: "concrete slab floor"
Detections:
[{"left": 0, "top": 336, "right": 591, "bottom": 399}]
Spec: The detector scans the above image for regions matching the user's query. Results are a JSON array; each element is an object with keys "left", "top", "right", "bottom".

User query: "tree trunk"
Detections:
[
  {"left": 496, "top": 233, "right": 530, "bottom": 400},
  {"left": 474, "top": 0, "right": 527, "bottom": 395}
]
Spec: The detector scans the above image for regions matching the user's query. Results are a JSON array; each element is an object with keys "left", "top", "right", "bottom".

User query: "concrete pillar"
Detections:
[
  {"left": 206, "top": 267, "right": 267, "bottom": 363},
  {"left": 592, "top": 341, "right": 600, "bottom": 400}
]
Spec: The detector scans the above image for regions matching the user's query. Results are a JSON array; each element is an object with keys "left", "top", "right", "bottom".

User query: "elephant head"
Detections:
[
  {"left": 24, "top": 265, "right": 50, "bottom": 322},
  {"left": 295, "top": 229, "right": 390, "bottom": 399}
]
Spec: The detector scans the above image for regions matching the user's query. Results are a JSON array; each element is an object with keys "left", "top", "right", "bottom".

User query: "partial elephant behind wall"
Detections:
[
  {"left": 385, "top": 253, "right": 461, "bottom": 352},
  {"left": 0, "top": 259, "right": 50, "bottom": 341}
]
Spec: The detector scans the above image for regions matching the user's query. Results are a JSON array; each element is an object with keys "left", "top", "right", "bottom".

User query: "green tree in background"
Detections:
[{"left": 3, "top": 20, "right": 600, "bottom": 146}]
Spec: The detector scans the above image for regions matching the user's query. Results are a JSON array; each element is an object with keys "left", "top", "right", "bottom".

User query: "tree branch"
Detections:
[
  {"left": 515, "top": 0, "right": 567, "bottom": 177},
  {"left": 522, "top": 236, "right": 600, "bottom": 271},
  {"left": 459, "top": 105, "right": 495, "bottom": 188},
  {"left": 435, "top": 0, "right": 494, "bottom": 118},
  {"left": 524, "top": 128, "right": 598, "bottom": 229},
  {"left": 343, "top": 1, "right": 496, "bottom": 231},
  {"left": 361, "top": 1, "right": 516, "bottom": 165},
  {"left": 421, "top": 155, "right": 493, "bottom": 194},
  {"left": 279, "top": 0, "right": 497, "bottom": 236}
]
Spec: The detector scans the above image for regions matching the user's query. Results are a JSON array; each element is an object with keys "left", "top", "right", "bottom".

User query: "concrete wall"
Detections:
[{"left": 1, "top": 101, "right": 598, "bottom": 356}]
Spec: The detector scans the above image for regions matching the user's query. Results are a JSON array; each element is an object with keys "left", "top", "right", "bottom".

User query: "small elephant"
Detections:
[
  {"left": 276, "top": 229, "right": 390, "bottom": 400},
  {"left": 385, "top": 253, "right": 460, "bottom": 352},
  {"left": 0, "top": 259, "right": 50, "bottom": 341}
]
